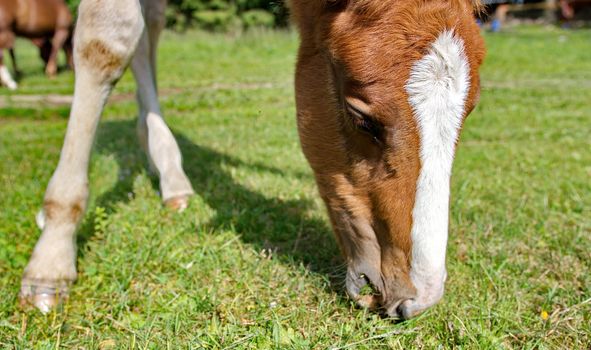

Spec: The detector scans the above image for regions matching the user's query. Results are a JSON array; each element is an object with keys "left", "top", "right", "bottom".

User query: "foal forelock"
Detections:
[
  {"left": 308, "top": 0, "right": 484, "bottom": 13},
  {"left": 404, "top": 30, "right": 470, "bottom": 311}
]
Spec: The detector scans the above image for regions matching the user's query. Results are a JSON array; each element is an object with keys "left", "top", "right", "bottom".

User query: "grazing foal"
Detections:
[
  {"left": 292, "top": 0, "right": 485, "bottom": 318},
  {"left": 20, "top": 0, "right": 485, "bottom": 319}
]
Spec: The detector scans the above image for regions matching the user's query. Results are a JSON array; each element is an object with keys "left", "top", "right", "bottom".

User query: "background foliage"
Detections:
[{"left": 65, "top": 0, "right": 289, "bottom": 31}]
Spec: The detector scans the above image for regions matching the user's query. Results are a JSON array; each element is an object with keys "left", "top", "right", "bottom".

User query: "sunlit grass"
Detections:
[{"left": 0, "top": 26, "right": 589, "bottom": 348}]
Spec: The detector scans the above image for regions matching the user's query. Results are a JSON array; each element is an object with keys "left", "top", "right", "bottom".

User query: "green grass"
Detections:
[{"left": 0, "top": 26, "right": 589, "bottom": 348}]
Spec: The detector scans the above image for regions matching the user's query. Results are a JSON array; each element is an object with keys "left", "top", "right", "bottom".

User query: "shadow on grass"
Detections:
[
  {"left": 77, "top": 119, "right": 345, "bottom": 293},
  {"left": 0, "top": 106, "right": 70, "bottom": 120}
]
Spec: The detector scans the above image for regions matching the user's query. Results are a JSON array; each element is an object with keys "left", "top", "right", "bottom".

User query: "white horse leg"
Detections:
[
  {"left": 0, "top": 57, "right": 17, "bottom": 90},
  {"left": 132, "top": 0, "right": 194, "bottom": 211},
  {"left": 20, "top": 0, "right": 145, "bottom": 312},
  {"left": 0, "top": 27, "right": 17, "bottom": 89}
]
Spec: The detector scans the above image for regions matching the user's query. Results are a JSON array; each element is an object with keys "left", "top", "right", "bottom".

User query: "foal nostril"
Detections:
[
  {"left": 396, "top": 299, "right": 413, "bottom": 320},
  {"left": 396, "top": 298, "right": 429, "bottom": 320},
  {"left": 384, "top": 298, "right": 415, "bottom": 320}
]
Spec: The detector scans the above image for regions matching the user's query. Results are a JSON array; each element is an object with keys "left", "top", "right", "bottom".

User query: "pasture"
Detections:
[{"left": 0, "top": 26, "right": 590, "bottom": 348}]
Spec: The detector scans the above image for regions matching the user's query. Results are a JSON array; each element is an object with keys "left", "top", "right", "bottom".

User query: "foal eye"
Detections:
[{"left": 345, "top": 100, "right": 383, "bottom": 143}]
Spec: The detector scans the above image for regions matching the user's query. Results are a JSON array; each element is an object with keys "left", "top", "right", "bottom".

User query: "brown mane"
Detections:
[
  {"left": 351, "top": 0, "right": 482, "bottom": 13},
  {"left": 293, "top": 0, "right": 484, "bottom": 14}
]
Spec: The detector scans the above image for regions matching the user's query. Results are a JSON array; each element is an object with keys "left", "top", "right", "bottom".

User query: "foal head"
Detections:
[{"left": 291, "top": 0, "right": 485, "bottom": 319}]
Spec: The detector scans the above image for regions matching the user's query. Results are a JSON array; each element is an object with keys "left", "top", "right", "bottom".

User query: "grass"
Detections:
[{"left": 0, "top": 26, "right": 589, "bottom": 348}]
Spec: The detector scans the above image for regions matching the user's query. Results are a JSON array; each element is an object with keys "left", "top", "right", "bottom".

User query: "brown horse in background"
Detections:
[{"left": 0, "top": 0, "right": 73, "bottom": 89}]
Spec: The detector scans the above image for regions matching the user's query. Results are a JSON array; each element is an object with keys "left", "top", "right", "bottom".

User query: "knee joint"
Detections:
[
  {"left": 43, "top": 199, "right": 86, "bottom": 225},
  {"left": 78, "top": 39, "right": 127, "bottom": 82}
]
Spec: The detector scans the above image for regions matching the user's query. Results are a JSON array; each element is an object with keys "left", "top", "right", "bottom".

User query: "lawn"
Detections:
[{"left": 0, "top": 26, "right": 589, "bottom": 349}]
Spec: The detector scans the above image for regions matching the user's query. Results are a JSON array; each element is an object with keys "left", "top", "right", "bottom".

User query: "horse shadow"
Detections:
[{"left": 77, "top": 119, "right": 345, "bottom": 292}]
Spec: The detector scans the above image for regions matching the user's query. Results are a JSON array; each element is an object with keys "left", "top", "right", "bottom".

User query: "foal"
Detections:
[{"left": 20, "top": 0, "right": 485, "bottom": 319}]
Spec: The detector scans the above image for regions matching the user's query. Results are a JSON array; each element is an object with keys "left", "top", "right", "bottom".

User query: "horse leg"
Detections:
[
  {"left": 45, "top": 28, "right": 69, "bottom": 77},
  {"left": 0, "top": 29, "right": 17, "bottom": 90},
  {"left": 64, "top": 35, "right": 74, "bottom": 70},
  {"left": 20, "top": 0, "right": 145, "bottom": 312},
  {"left": 9, "top": 48, "right": 20, "bottom": 77},
  {"left": 0, "top": 51, "right": 17, "bottom": 90},
  {"left": 132, "top": 0, "right": 194, "bottom": 210},
  {"left": 31, "top": 38, "right": 52, "bottom": 68}
]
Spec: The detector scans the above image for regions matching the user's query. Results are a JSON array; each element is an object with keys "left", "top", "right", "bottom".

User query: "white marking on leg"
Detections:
[
  {"left": 0, "top": 65, "right": 17, "bottom": 90},
  {"left": 131, "top": 27, "right": 194, "bottom": 203},
  {"left": 403, "top": 30, "right": 470, "bottom": 317}
]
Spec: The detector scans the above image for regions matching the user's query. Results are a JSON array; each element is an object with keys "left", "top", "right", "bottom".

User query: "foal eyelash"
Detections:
[{"left": 345, "top": 103, "right": 383, "bottom": 143}]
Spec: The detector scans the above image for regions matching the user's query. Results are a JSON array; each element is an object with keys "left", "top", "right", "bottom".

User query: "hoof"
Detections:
[
  {"left": 164, "top": 195, "right": 190, "bottom": 212},
  {"left": 45, "top": 66, "right": 58, "bottom": 78},
  {"left": 19, "top": 280, "right": 70, "bottom": 314}
]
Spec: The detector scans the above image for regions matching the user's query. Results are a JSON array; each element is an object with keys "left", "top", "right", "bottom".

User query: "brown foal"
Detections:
[{"left": 19, "top": 0, "right": 485, "bottom": 320}]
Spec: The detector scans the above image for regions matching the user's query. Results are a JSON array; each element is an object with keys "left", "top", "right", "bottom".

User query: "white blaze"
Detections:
[{"left": 403, "top": 30, "right": 470, "bottom": 315}]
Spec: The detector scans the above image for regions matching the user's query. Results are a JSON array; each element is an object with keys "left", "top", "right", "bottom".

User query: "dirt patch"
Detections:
[{"left": 0, "top": 82, "right": 287, "bottom": 108}]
